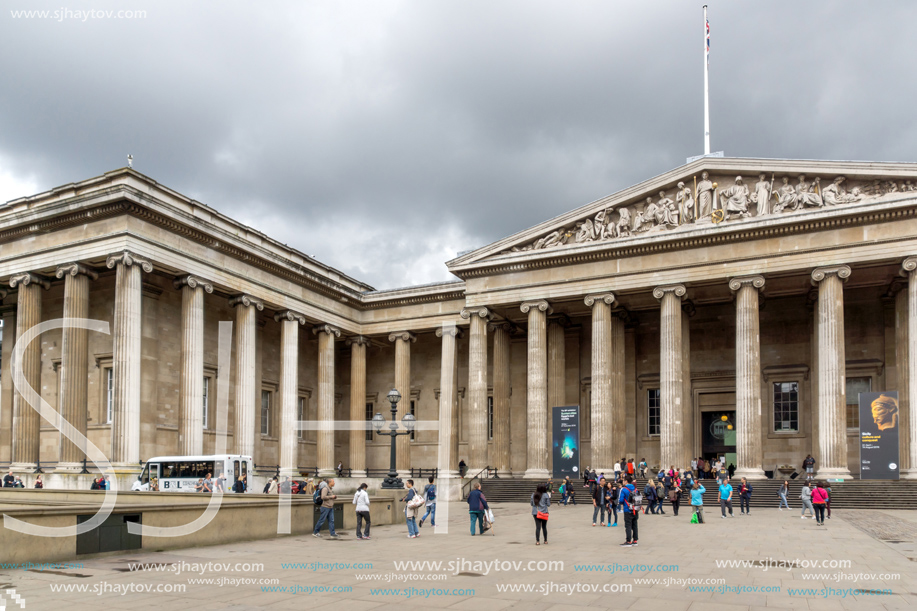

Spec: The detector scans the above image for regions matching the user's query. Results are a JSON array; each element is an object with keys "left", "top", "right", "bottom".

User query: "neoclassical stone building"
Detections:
[{"left": 1, "top": 158, "right": 916, "bottom": 486}]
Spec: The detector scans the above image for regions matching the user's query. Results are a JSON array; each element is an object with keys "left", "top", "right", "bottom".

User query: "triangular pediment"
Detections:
[{"left": 447, "top": 157, "right": 917, "bottom": 276}]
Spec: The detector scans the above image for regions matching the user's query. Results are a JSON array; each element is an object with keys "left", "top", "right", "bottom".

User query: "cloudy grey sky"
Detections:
[{"left": 2, "top": 0, "right": 916, "bottom": 289}]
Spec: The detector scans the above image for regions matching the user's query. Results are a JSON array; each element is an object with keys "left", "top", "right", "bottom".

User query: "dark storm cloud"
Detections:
[{"left": 1, "top": 0, "right": 916, "bottom": 288}]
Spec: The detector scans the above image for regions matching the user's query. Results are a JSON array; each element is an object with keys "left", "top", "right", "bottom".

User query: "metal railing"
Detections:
[{"left": 461, "top": 466, "right": 498, "bottom": 500}]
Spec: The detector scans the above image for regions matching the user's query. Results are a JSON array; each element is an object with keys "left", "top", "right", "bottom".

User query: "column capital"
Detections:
[
  {"left": 487, "top": 320, "right": 517, "bottom": 335},
  {"left": 435, "top": 326, "right": 464, "bottom": 339},
  {"left": 9, "top": 272, "right": 50, "bottom": 290},
  {"left": 460, "top": 306, "right": 492, "bottom": 320},
  {"left": 901, "top": 256, "right": 917, "bottom": 276},
  {"left": 612, "top": 306, "right": 634, "bottom": 325},
  {"left": 106, "top": 251, "right": 153, "bottom": 272},
  {"left": 584, "top": 292, "right": 615, "bottom": 307},
  {"left": 520, "top": 299, "right": 552, "bottom": 315},
  {"left": 811, "top": 265, "right": 851, "bottom": 285},
  {"left": 728, "top": 275, "right": 765, "bottom": 292},
  {"left": 312, "top": 324, "right": 342, "bottom": 338},
  {"left": 345, "top": 335, "right": 372, "bottom": 346},
  {"left": 274, "top": 310, "right": 306, "bottom": 324},
  {"left": 388, "top": 331, "right": 417, "bottom": 343},
  {"left": 173, "top": 275, "right": 214, "bottom": 293},
  {"left": 55, "top": 263, "right": 98, "bottom": 281},
  {"left": 652, "top": 284, "right": 686, "bottom": 301},
  {"left": 228, "top": 294, "right": 264, "bottom": 310}
]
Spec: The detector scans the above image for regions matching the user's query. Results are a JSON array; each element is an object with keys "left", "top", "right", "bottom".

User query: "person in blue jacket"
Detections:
[
  {"left": 618, "top": 475, "right": 640, "bottom": 547},
  {"left": 690, "top": 481, "right": 706, "bottom": 524},
  {"left": 466, "top": 482, "right": 489, "bottom": 536}
]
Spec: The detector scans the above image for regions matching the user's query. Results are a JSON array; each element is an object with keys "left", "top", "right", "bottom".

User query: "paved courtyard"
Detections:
[{"left": 2, "top": 501, "right": 915, "bottom": 610}]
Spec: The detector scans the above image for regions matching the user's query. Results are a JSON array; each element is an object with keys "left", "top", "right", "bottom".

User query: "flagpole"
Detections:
[{"left": 703, "top": 5, "right": 710, "bottom": 155}]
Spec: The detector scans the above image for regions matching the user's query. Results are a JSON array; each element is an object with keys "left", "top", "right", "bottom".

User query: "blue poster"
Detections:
[{"left": 552, "top": 406, "right": 580, "bottom": 479}]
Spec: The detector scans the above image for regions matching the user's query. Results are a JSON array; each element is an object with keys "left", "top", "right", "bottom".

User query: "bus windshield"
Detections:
[{"left": 160, "top": 461, "right": 219, "bottom": 479}]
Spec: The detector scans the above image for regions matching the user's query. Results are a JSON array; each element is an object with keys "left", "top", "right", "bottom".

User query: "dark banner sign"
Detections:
[
  {"left": 859, "top": 391, "right": 900, "bottom": 480},
  {"left": 552, "top": 406, "right": 580, "bottom": 479}
]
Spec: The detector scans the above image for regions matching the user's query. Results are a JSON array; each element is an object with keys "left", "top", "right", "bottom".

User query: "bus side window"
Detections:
[
  {"left": 140, "top": 465, "right": 150, "bottom": 484},
  {"left": 242, "top": 461, "right": 248, "bottom": 480},
  {"left": 233, "top": 461, "right": 240, "bottom": 483}
]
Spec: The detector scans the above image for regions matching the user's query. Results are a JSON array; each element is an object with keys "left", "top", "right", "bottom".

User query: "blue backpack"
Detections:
[{"left": 426, "top": 485, "right": 436, "bottom": 501}]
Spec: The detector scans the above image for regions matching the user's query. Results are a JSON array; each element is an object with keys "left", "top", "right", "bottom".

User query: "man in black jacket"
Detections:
[
  {"left": 739, "top": 478, "right": 753, "bottom": 515},
  {"left": 3, "top": 470, "right": 14, "bottom": 488},
  {"left": 592, "top": 478, "right": 607, "bottom": 526}
]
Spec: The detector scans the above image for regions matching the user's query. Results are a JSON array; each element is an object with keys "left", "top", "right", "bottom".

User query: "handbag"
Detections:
[{"left": 536, "top": 511, "right": 549, "bottom": 521}]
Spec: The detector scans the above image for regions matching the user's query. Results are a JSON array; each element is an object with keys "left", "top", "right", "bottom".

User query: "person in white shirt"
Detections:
[
  {"left": 353, "top": 483, "right": 371, "bottom": 540},
  {"left": 613, "top": 461, "right": 622, "bottom": 482}
]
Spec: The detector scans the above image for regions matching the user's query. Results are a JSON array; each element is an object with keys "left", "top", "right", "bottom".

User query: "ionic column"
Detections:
[
  {"left": 56, "top": 263, "right": 98, "bottom": 469},
  {"left": 229, "top": 295, "right": 263, "bottom": 457},
  {"left": 462, "top": 307, "right": 491, "bottom": 472},
  {"left": 106, "top": 252, "right": 152, "bottom": 466},
  {"left": 0, "top": 301, "right": 15, "bottom": 465},
  {"left": 547, "top": 314, "right": 569, "bottom": 475},
  {"left": 9, "top": 272, "right": 50, "bottom": 467},
  {"left": 902, "top": 257, "right": 917, "bottom": 479},
  {"left": 175, "top": 275, "right": 213, "bottom": 456},
  {"left": 586, "top": 293, "right": 615, "bottom": 474},
  {"left": 347, "top": 336, "right": 370, "bottom": 478},
  {"left": 489, "top": 321, "right": 514, "bottom": 475},
  {"left": 681, "top": 300, "right": 695, "bottom": 468},
  {"left": 653, "top": 284, "right": 686, "bottom": 471},
  {"left": 811, "top": 265, "right": 853, "bottom": 479},
  {"left": 611, "top": 309, "right": 628, "bottom": 462},
  {"left": 314, "top": 324, "right": 341, "bottom": 477},
  {"left": 521, "top": 299, "right": 551, "bottom": 479},
  {"left": 730, "top": 276, "right": 766, "bottom": 479},
  {"left": 276, "top": 310, "right": 306, "bottom": 477},
  {"left": 389, "top": 331, "right": 416, "bottom": 474},
  {"left": 436, "top": 326, "right": 462, "bottom": 481}
]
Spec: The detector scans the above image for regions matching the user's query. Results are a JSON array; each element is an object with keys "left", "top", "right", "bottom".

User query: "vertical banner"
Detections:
[
  {"left": 552, "top": 406, "right": 579, "bottom": 479},
  {"left": 859, "top": 391, "right": 900, "bottom": 480}
]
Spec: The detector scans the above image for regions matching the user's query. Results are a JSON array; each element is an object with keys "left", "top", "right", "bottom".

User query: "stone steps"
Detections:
[{"left": 478, "top": 478, "right": 917, "bottom": 509}]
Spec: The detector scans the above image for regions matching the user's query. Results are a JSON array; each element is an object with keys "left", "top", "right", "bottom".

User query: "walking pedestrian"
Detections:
[
  {"left": 718, "top": 478, "right": 734, "bottom": 518},
  {"left": 312, "top": 478, "right": 339, "bottom": 538},
  {"left": 626, "top": 459, "right": 635, "bottom": 478},
  {"left": 703, "top": 460, "right": 712, "bottom": 480},
  {"left": 668, "top": 482, "right": 682, "bottom": 516},
  {"left": 353, "top": 483, "right": 371, "bottom": 540},
  {"left": 618, "top": 475, "right": 640, "bottom": 547},
  {"left": 690, "top": 481, "right": 706, "bottom": 523},
  {"left": 811, "top": 482, "right": 828, "bottom": 526},
  {"left": 613, "top": 460, "right": 622, "bottom": 483},
  {"left": 401, "top": 479, "right": 421, "bottom": 538},
  {"left": 825, "top": 484, "right": 832, "bottom": 519},
  {"left": 644, "top": 478, "right": 658, "bottom": 514},
  {"left": 778, "top": 480, "right": 791, "bottom": 510},
  {"left": 654, "top": 478, "right": 666, "bottom": 514},
  {"left": 531, "top": 484, "right": 550, "bottom": 545},
  {"left": 800, "top": 481, "right": 814, "bottom": 519},
  {"left": 592, "top": 478, "right": 606, "bottom": 526},
  {"left": 419, "top": 476, "right": 436, "bottom": 528},
  {"left": 739, "top": 478, "right": 753, "bottom": 515},
  {"left": 467, "top": 482, "right": 488, "bottom": 535},
  {"left": 606, "top": 481, "right": 618, "bottom": 527}
]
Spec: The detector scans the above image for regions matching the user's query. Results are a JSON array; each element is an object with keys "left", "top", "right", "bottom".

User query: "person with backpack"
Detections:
[
  {"left": 592, "top": 477, "right": 606, "bottom": 526},
  {"left": 419, "top": 476, "right": 436, "bottom": 528},
  {"left": 312, "top": 478, "right": 339, "bottom": 538},
  {"left": 643, "top": 479, "right": 657, "bottom": 514},
  {"left": 654, "top": 478, "right": 666, "bottom": 514},
  {"left": 562, "top": 476, "right": 576, "bottom": 505},
  {"left": 618, "top": 475, "right": 640, "bottom": 547},
  {"left": 401, "top": 479, "right": 422, "bottom": 538},
  {"left": 690, "top": 481, "right": 706, "bottom": 523},
  {"left": 352, "top": 483, "right": 371, "bottom": 540},
  {"left": 719, "top": 478, "right": 734, "bottom": 518},
  {"left": 638, "top": 459, "right": 647, "bottom": 479},
  {"left": 811, "top": 482, "right": 828, "bottom": 526},
  {"left": 466, "top": 482, "right": 489, "bottom": 535},
  {"left": 531, "top": 484, "right": 550, "bottom": 545},
  {"left": 739, "top": 477, "right": 753, "bottom": 515},
  {"left": 800, "top": 481, "right": 814, "bottom": 519}
]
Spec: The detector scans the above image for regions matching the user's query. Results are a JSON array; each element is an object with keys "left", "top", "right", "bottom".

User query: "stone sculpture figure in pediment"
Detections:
[
  {"left": 676, "top": 181, "right": 694, "bottom": 223},
  {"left": 574, "top": 218, "right": 596, "bottom": 243},
  {"left": 796, "top": 175, "right": 823, "bottom": 208},
  {"left": 720, "top": 176, "right": 751, "bottom": 219},
  {"left": 655, "top": 191, "right": 679, "bottom": 227},
  {"left": 751, "top": 173, "right": 773, "bottom": 217},
  {"left": 615, "top": 207, "right": 632, "bottom": 237},
  {"left": 534, "top": 228, "right": 567, "bottom": 249},
  {"left": 696, "top": 171, "right": 715, "bottom": 219},
  {"left": 773, "top": 176, "right": 797, "bottom": 213},
  {"left": 822, "top": 176, "right": 863, "bottom": 206},
  {"left": 633, "top": 197, "right": 657, "bottom": 233}
]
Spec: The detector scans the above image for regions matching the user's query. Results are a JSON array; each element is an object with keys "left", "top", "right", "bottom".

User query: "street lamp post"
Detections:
[{"left": 373, "top": 388, "right": 416, "bottom": 489}]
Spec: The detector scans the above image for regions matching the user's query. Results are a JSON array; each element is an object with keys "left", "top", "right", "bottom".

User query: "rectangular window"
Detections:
[
  {"left": 297, "top": 397, "right": 305, "bottom": 440},
  {"left": 488, "top": 396, "right": 494, "bottom": 440},
  {"left": 365, "top": 402, "right": 374, "bottom": 441},
  {"left": 202, "top": 377, "right": 210, "bottom": 430},
  {"left": 773, "top": 381, "right": 799, "bottom": 432},
  {"left": 261, "top": 390, "right": 271, "bottom": 436},
  {"left": 846, "top": 376, "right": 872, "bottom": 430},
  {"left": 410, "top": 400, "right": 416, "bottom": 441},
  {"left": 647, "top": 389, "right": 660, "bottom": 436},
  {"left": 105, "top": 367, "right": 114, "bottom": 424}
]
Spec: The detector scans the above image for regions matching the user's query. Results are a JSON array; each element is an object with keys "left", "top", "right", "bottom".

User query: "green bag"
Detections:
[{"left": 690, "top": 512, "right": 698, "bottom": 524}]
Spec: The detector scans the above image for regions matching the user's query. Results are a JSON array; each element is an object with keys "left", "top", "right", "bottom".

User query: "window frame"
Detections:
[
  {"left": 647, "top": 388, "right": 661, "bottom": 437},
  {"left": 260, "top": 389, "right": 272, "bottom": 437},
  {"left": 772, "top": 381, "right": 800, "bottom": 433}
]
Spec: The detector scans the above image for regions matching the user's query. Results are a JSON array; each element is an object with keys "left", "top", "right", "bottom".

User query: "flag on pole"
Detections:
[{"left": 705, "top": 16, "right": 710, "bottom": 64}]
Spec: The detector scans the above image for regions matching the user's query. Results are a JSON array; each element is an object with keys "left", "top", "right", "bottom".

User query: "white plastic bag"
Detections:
[{"left": 485, "top": 509, "right": 495, "bottom": 523}]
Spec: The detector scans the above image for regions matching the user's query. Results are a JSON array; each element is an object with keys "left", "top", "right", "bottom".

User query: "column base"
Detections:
[
  {"left": 523, "top": 468, "right": 551, "bottom": 479},
  {"left": 348, "top": 469, "right": 368, "bottom": 479},
  {"left": 814, "top": 468, "right": 853, "bottom": 480},
  {"left": 10, "top": 462, "right": 37, "bottom": 473},
  {"left": 317, "top": 468, "right": 337, "bottom": 478},
  {"left": 899, "top": 468, "right": 917, "bottom": 480},
  {"left": 732, "top": 467, "right": 767, "bottom": 480}
]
